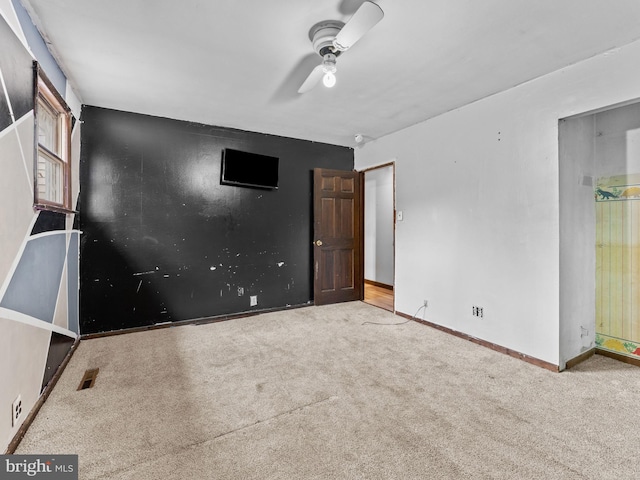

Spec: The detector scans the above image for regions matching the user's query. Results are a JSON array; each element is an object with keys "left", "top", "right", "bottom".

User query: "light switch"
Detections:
[{"left": 396, "top": 210, "right": 403, "bottom": 222}]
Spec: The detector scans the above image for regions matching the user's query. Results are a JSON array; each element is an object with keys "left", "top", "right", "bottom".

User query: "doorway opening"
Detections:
[
  {"left": 362, "top": 163, "right": 395, "bottom": 312},
  {"left": 559, "top": 100, "right": 640, "bottom": 368}
]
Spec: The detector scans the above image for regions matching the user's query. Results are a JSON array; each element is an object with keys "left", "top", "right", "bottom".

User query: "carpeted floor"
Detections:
[{"left": 16, "top": 302, "right": 640, "bottom": 479}]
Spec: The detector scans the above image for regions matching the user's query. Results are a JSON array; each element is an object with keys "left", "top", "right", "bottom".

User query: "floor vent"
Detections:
[{"left": 78, "top": 368, "right": 99, "bottom": 390}]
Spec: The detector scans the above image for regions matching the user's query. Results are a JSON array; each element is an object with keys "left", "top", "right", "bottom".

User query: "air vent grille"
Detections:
[{"left": 78, "top": 368, "right": 99, "bottom": 390}]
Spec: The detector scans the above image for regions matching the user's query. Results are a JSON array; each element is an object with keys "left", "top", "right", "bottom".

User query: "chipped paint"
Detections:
[{"left": 79, "top": 106, "right": 352, "bottom": 334}]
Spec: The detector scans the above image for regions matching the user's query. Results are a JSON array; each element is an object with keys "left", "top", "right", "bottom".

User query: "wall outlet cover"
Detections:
[
  {"left": 12, "top": 395, "right": 22, "bottom": 427},
  {"left": 250, "top": 295, "right": 258, "bottom": 307}
]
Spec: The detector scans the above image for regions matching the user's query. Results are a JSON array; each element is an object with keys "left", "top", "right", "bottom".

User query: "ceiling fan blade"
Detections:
[
  {"left": 333, "top": 1, "right": 384, "bottom": 51},
  {"left": 298, "top": 64, "right": 325, "bottom": 94}
]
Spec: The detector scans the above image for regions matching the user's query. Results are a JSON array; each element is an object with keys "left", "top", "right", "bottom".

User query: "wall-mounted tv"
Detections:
[{"left": 220, "top": 148, "right": 279, "bottom": 190}]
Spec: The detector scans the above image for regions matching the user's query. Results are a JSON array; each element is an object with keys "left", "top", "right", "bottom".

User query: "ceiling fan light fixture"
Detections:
[
  {"left": 323, "top": 71, "right": 336, "bottom": 88},
  {"left": 297, "top": 2, "right": 384, "bottom": 94},
  {"left": 321, "top": 53, "right": 337, "bottom": 88}
]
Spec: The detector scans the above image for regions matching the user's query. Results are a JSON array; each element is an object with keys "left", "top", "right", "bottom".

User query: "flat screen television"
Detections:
[{"left": 220, "top": 148, "right": 279, "bottom": 190}]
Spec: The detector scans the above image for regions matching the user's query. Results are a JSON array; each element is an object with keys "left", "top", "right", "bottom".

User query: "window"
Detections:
[{"left": 35, "top": 65, "right": 73, "bottom": 212}]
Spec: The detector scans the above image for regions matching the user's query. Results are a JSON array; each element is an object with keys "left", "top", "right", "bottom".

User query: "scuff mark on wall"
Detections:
[{"left": 79, "top": 106, "right": 353, "bottom": 333}]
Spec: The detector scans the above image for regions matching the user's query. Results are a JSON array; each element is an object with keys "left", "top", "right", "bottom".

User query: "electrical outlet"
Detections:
[
  {"left": 12, "top": 395, "right": 22, "bottom": 427},
  {"left": 250, "top": 295, "right": 258, "bottom": 307},
  {"left": 472, "top": 306, "right": 484, "bottom": 318}
]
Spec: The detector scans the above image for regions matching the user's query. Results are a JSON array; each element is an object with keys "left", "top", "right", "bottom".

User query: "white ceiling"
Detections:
[{"left": 21, "top": 0, "right": 640, "bottom": 147}]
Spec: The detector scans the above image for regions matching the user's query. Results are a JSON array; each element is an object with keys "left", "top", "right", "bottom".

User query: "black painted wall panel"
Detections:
[
  {"left": 80, "top": 106, "right": 353, "bottom": 334},
  {"left": 32, "top": 210, "right": 66, "bottom": 235},
  {"left": 0, "top": 83, "right": 11, "bottom": 133},
  {"left": 0, "top": 16, "right": 34, "bottom": 124},
  {"left": 41, "top": 332, "right": 74, "bottom": 392}
]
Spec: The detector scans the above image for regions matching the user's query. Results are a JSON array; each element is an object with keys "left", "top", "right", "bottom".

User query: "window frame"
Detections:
[{"left": 33, "top": 63, "right": 74, "bottom": 213}]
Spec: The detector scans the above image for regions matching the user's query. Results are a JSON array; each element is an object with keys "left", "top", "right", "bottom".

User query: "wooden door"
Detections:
[{"left": 313, "top": 168, "right": 363, "bottom": 305}]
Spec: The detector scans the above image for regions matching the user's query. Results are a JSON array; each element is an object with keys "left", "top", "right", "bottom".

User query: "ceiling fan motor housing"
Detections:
[{"left": 309, "top": 20, "right": 345, "bottom": 57}]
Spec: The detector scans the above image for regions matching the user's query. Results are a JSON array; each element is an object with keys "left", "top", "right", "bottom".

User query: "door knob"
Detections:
[{"left": 315, "top": 240, "right": 323, "bottom": 246}]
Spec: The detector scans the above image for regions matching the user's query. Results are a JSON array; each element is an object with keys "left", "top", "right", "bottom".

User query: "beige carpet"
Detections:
[{"left": 17, "top": 302, "right": 640, "bottom": 479}]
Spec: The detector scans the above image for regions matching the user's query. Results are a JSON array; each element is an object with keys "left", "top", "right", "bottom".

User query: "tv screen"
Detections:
[{"left": 220, "top": 148, "right": 279, "bottom": 190}]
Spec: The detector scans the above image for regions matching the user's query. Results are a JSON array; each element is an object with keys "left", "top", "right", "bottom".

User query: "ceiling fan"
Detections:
[{"left": 298, "top": 1, "right": 384, "bottom": 94}]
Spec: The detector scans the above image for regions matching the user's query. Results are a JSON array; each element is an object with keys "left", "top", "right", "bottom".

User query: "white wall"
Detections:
[
  {"left": 355, "top": 39, "right": 640, "bottom": 367},
  {"left": 364, "top": 166, "right": 394, "bottom": 286},
  {"left": 595, "top": 102, "right": 640, "bottom": 177},
  {"left": 0, "top": 0, "right": 26, "bottom": 45},
  {"left": 559, "top": 115, "right": 596, "bottom": 368}
]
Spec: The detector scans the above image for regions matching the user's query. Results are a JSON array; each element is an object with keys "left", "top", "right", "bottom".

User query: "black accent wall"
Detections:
[{"left": 79, "top": 106, "right": 353, "bottom": 334}]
